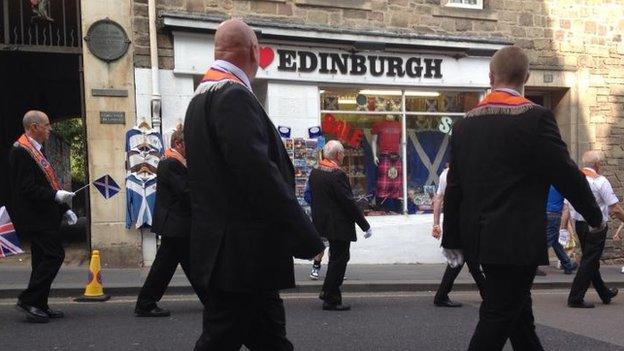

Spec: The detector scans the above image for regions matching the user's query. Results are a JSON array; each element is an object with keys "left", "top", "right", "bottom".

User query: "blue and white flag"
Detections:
[
  {"left": 0, "top": 207, "right": 23, "bottom": 258},
  {"left": 93, "top": 175, "right": 121, "bottom": 199}
]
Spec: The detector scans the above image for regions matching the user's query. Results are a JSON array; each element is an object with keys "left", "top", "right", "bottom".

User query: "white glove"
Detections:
[
  {"left": 64, "top": 210, "right": 78, "bottom": 225},
  {"left": 589, "top": 222, "right": 607, "bottom": 234},
  {"left": 55, "top": 190, "right": 75, "bottom": 205},
  {"left": 442, "top": 248, "right": 464, "bottom": 268},
  {"left": 364, "top": 228, "right": 373, "bottom": 239}
]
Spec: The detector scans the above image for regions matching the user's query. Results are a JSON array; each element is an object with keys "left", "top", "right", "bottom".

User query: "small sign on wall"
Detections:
[{"left": 100, "top": 111, "right": 125, "bottom": 124}]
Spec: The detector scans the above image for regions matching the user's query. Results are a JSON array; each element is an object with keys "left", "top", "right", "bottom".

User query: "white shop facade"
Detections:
[{"left": 136, "top": 14, "right": 510, "bottom": 264}]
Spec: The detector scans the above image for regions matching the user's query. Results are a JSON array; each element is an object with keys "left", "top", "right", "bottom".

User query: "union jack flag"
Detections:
[{"left": 0, "top": 207, "right": 24, "bottom": 258}]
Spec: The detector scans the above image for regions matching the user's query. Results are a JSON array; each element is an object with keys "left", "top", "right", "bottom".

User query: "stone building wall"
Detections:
[{"left": 130, "top": 0, "right": 624, "bottom": 261}]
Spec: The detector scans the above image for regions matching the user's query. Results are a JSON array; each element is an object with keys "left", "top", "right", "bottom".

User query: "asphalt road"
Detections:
[{"left": 1, "top": 290, "right": 623, "bottom": 351}]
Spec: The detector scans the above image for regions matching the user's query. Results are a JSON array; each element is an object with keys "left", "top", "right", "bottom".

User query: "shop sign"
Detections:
[{"left": 274, "top": 49, "right": 443, "bottom": 79}]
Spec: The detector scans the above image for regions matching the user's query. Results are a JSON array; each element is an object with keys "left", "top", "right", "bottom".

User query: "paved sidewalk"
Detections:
[{"left": 2, "top": 263, "right": 624, "bottom": 298}]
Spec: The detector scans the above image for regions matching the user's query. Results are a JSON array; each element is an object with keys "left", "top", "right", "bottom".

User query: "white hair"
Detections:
[
  {"left": 582, "top": 150, "right": 604, "bottom": 168},
  {"left": 323, "top": 140, "right": 344, "bottom": 161},
  {"left": 22, "top": 110, "right": 45, "bottom": 130}
]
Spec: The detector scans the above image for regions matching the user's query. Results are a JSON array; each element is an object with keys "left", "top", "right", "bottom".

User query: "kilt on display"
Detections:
[{"left": 376, "top": 153, "right": 402, "bottom": 199}]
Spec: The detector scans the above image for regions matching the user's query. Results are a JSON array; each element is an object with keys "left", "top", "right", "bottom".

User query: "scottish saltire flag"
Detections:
[
  {"left": 93, "top": 175, "right": 121, "bottom": 199},
  {"left": 0, "top": 207, "right": 24, "bottom": 258}
]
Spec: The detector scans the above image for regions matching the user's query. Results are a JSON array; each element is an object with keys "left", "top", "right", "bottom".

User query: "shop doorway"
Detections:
[{"left": 0, "top": 0, "right": 90, "bottom": 264}]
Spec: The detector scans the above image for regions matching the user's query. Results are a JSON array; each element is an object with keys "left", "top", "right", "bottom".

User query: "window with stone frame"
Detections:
[{"left": 444, "top": 0, "right": 483, "bottom": 10}]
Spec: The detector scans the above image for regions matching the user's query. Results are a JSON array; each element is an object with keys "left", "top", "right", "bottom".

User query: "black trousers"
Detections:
[
  {"left": 321, "top": 239, "right": 350, "bottom": 305},
  {"left": 18, "top": 229, "right": 65, "bottom": 309},
  {"left": 194, "top": 288, "right": 293, "bottom": 351},
  {"left": 434, "top": 260, "right": 486, "bottom": 302},
  {"left": 568, "top": 222, "right": 610, "bottom": 303},
  {"left": 468, "top": 264, "right": 543, "bottom": 351},
  {"left": 136, "top": 236, "right": 208, "bottom": 310}
]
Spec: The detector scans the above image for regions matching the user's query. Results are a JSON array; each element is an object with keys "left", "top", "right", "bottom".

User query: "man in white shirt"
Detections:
[
  {"left": 567, "top": 150, "right": 624, "bottom": 308},
  {"left": 432, "top": 166, "right": 485, "bottom": 307}
]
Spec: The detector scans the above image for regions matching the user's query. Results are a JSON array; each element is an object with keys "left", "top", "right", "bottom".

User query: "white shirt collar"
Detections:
[
  {"left": 27, "top": 136, "right": 42, "bottom": 151},
  {"left": 211, "top": 60, "right": 253, "bottom": 91},
  {"left": 493, "top": 88, "right": 522, "bottom": 96}
]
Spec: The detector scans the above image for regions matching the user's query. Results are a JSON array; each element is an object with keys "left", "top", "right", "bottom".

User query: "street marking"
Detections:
[{"left": 0, "top": 289, "right": 574, "bottom": 306}]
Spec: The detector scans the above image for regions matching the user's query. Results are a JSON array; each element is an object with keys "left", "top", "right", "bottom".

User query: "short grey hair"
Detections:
[
  {"left": 582, "top": 150, "right": 604, "bottom": 168},
  {"left": 22, "top": 110, "right": 46, "bottom": 130},
  {"left": 323, "top": 140, "right": 344, "bottom": 161}
]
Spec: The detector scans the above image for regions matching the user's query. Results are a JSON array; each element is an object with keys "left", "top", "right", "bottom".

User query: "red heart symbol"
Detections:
[{"left": 259, "top": 47, "right": 274, "bottom": 70}]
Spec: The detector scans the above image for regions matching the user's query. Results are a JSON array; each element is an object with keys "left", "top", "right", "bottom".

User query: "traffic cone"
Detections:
[{"left": 75, "top": 250, "right": 111, "bottom": 302}]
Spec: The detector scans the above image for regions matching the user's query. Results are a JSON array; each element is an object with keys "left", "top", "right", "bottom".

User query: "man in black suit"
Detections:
[
  {"left": 135, "top": 126, "right": 208, "bottom": 317},
  {"left": 442, "top": 46, "right": 602, "bottom": 350},
  {"left": 8, "top": 110, "right": 77, "bottom": 323},
  {"left": 184, "top": 19, "right": 324, "bottom": 351},
  {"left": 308, "top": 140, "right": 372, "bottom": 311}
]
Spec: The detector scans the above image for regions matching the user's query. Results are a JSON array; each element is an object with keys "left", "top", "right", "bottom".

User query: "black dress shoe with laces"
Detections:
[
  {"left": 322, "top": 302, "right": 351, "bottom": 311},
  {"left": 135, "top": 306, "right": 171, "bottom": 317},
  {"left": 434, "top": 298, "right": 463, "bottom": 307},
  {"left": 44, "top": 308, "right": 64, "bottom": 318},
  {"left": 568, "top": 300, "right": 595, "bottom": 308},
  {"left": 602, "top": 288, "right": 618, "bottom": 305},
  {"left": 16, "top": 302, "right": 49, "bottom": 323}
]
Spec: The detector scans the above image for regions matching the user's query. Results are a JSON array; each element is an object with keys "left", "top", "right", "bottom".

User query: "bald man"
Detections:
[
  {"left": 184, "top": 19, "right": 324, "bottom": 350},
  {"left": 441, "top": 46, "right": 602, "bottom": 350},
  {"left": 8, "top": 110, "right": 77, "bottom": 323}
]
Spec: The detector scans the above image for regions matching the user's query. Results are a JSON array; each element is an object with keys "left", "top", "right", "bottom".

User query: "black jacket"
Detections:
[
  {"left": 7, "top": 145, "right": 70, "bottom": 232},
  {"left": 151, "top": 157, "right": 190, "bottom": 238},
  {"left": 442, "top": 103, "right": 602, "bottom": 266},
  {"left": 184, "top": 80, "right": 324, "bottom": 292},
  {"left": 309, "top": 167, "right": 370, "bottom": 242}
]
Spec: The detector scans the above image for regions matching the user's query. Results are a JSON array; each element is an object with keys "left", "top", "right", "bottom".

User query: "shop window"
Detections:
[
  {"left": 444, "top": 0, "right": 483, "bottom": 10},
  {"left": 320, "top": 87, "right": 482, "bottom": 216}
]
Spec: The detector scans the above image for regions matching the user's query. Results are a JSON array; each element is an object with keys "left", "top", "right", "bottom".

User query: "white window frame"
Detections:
[
  {"left": 444, "top": 0, "right": 483, "bottom": 10},
  {"left": 319, "top": 87, "right": 486, "bottom": 215}
]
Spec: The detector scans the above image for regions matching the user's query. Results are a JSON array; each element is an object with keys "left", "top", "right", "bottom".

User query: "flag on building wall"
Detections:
[{"left": 93, "top": 175, "right": 121, "bottom": 199}]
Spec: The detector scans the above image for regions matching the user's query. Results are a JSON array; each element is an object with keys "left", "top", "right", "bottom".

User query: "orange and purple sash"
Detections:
[{"left": 15, "top": 134, "right": 61, "bottom": 191}]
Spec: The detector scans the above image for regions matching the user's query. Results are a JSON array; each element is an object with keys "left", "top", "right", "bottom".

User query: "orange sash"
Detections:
[
  {"left": 163, "top": 148, "right": 186, "bottom": 168},
  {"left": 581, "top": 167, "right": 600, "bottom": 179},
  {"left": 15, "top": 134, "right": 61, "bottom": 190},
  {"left": 319, "top": 159, "right": 339, "bottom": 170},
  {"left": 476, "top": 90, "right": 535, "bottom": 109},
  {"left": 201, "top": 68, "right": 245, "bottom": 86}
]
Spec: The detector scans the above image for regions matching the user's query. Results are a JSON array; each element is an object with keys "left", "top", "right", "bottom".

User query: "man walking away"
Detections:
[
  {"left": 545, "top": 186, "right": 578, "bottom": 275},
  {"left": 567, "top": 150, "right": 624, "bottom": 308},
  {"left": 8, "top": 110, "right": 77, "bottom": 323},
  {"left": 135, "top": 126, "right": 208, "bottom": 317},
  {"left": 309, "top": 140, "right": 372, "bottom": 311},
  {"left": 442, "top": 46, "right": 602, "bottom": 351},
  {"left": 184, "top": 19, "right": 324, "bottom": 351},
  {"left": 432, "top": 166, "right": 485, "bottom": 307}
]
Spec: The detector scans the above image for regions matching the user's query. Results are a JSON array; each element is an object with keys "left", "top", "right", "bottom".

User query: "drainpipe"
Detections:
[
  {"left": 143, "top": 0, "right": 160, "bottom": 266},
  {"left": 148, "top": 0, "right": 161, "bottom": 132}
]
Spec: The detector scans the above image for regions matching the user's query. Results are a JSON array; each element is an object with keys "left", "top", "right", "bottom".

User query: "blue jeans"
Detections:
[{"left": 546, "top": 212, "right": 573, "bottom": 270}]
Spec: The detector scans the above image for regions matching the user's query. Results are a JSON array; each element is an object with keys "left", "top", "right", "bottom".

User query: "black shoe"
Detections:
[
  {"left": 602, "top": 288, "right": 618, "bottom": 305},
  {"left": 568, "top": 300, "right": 595, "bottom": 308},
  {"left": 322, "top": 302, "right": 351, "bottom": 311},
  {"left": 135, "top": 306, "right": 171, "bottom": 317},
  {"left": 43, "top": 308, "right": 64, "bottom": 319},
  {"left": 563, "top": 262, "right": 579, "bottom": 275},
  {"left": 16, "top": 302, "right": 49, "bottom": 323},
  {"left": 434, "top": 298, "right": 463, "bottom": 307},
  {"left": 535, "top": 268, "right": 547, "bottom": 276}
]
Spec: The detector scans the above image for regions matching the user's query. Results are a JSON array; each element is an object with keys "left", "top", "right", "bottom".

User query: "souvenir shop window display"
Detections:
[
  {"left": 124, "top": 118, "right": 164, "bottom": 229},
  {"left": 281, "top": 135, "right": 321, "bottom": 213}
]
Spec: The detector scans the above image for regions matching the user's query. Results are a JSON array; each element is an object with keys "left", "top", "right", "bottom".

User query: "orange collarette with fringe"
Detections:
[{"left": 201, "top": 68, "right": 245, "bottom": 85}]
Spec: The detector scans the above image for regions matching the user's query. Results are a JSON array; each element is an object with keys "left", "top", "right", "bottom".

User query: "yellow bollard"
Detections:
[{"left": 75, "top": 250, "right": 111, "bottom": 302}]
